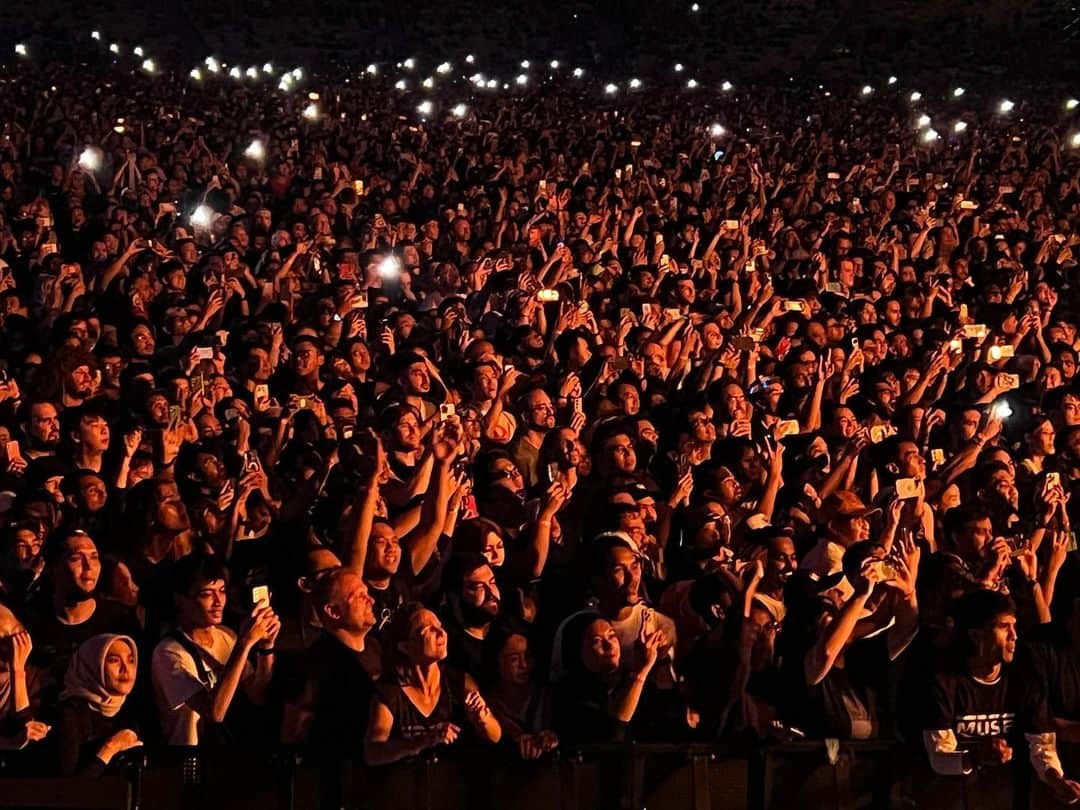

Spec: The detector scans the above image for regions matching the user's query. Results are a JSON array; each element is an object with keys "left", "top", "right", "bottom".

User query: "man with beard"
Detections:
[
  {"left": 20, "top": 400, "right": 61, "bottom": 460},
  {"left": 26, "top": 530, "right": 139, "bottom": 702},
  {"left": 508, "top": 387, "right": 556, "bottom": 488},
  {"left": 53, "top": 347, "right": 97, "bottom": 409},
  {"left": 441, "top": 554, "right": 507, "bottom": 676},
  {"left": 386, "top": 352, "right": 444, "bottom": 422},
  {"left": 152, "top": 553, "right": 280, "bottom": 745}
]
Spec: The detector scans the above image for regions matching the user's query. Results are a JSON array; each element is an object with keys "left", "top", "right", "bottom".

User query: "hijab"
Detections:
[{"left": 59, "top": 634, "right": 136, "bottom": 718}]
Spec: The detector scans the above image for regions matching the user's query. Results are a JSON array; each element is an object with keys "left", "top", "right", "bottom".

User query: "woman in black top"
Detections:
[
  {"left": 551, "top": 613, "right": 664, "bottom": 745},
  {"left": 485, "top": 632, "right": 559, "bottom": 759},
  {"left": 364, "top": 603, "right": 501, "bottom": 765},
  {"left": 53, "top": 634, "right": 142, "bottom": 776}
]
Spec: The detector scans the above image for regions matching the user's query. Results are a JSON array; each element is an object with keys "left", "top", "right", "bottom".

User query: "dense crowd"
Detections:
[{"left": 5, "top": 52, "right": 1080, "bottom": 807}]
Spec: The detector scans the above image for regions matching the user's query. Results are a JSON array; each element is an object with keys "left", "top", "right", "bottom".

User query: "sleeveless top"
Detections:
[{"left": 377, "top": 664, "right": 467, "bottom": 743}]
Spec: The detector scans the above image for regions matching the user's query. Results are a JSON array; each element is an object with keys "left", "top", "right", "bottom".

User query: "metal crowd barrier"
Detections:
[{"left": 1, "top": 739, "right": 1074, "bottom": 810}]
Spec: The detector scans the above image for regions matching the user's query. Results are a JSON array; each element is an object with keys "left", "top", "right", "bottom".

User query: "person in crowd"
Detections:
[
  {"left": 53, "top": 634, "right": 142, "bottom": 775},
  {"left": 151, "top": 554, "right": 279, "bottom": 745},
  {"left": 364, "top": 603, "right": 500, "bottom": 764}
]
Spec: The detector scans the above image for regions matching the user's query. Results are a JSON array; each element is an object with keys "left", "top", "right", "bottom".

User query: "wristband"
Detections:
[{"left": 253, "top": 646, "right": 275, "bottom": 656}]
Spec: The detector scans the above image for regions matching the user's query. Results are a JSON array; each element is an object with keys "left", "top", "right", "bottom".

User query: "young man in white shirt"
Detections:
[{"left": 152, "top": 554, "right": 279, "bottom": 745}]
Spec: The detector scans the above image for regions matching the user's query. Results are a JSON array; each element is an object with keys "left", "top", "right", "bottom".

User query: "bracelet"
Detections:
[{"left": 253, "top": 647, "right": 275, "bottom": 656}]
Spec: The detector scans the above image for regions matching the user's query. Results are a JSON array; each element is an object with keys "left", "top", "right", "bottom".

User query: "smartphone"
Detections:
[
  {"left": 896, "top": 477, "right": 922, "bottom": 500},
  {"left": 342, "top": 424, "right": 355, "bottom": 440},
  {"left": 254, "top": 383, "right": 269, "bottom": 404},
  {"left": 244, "top": 450, "right": 260, "bottom": 472},
  {"left": 5, "top": 440, "right": 22, "bottom": 463},
  {"left": 547, "top": 462, "right": 560, "bottom": 482},
  {"left": 353, "top": 179, "right": 365, "bottom": 195},
  {"left": 195, "top": 346, "right": 214, "bottom": 361},
  {"left": 537, "top": 180, "right": 548, "bottom": 195},
  {"left": 869, "top": 425, "right": 895, "bottom": 444},
  {"left": 572, "top": 396, "right": 583, "bottom": 415},
  {"left": 537, "top": 289, "right": 560, "bottom": 302},
  {"left": 663, "top": 307, "right": 681, "bottom": 320},
  {"left": 996, "top": 373, "right": 1020, "bottom": 390},
  {"left": 252, "top": 585, "right": 270, "bottom": 607},
  {"left": 732, "top": 336, "right": 756, "bottom": 352},
  {"left": 776, "top": 419, "right": 800, "bottom": 438},
  {"left": 723, "top": 219, "right": 740, "bottom": 230},
  {"left": 297, "top": 397, "right": 309, "bottom": 410},
  {"left": 609, "top": 356, "right": 632, "bottom": 371},
  {"left": 439, "top": 402, "right": 456, "bottom": 421},
  {"left": 959, "top": 200, "right": 978, "bottom": 210},
  {"left": 215, "top": 330, "right": 229, "bottom": 347},
  {"left": 1047, "top": 472, "right": 1062, "bottom": 491},
  {"left": 825, "top": 282, "right": 846, "bottom": 296},
  {"left": 988, "top": 344, "right": 1015, "bottom": 361},
  {"left": 614, "top": 168, "right": 622, "bottom": 181},
  {"left": 169, "top": 405, "right": 182, "bottom": 424},
  {"left": 868, "top": 560, "right": 897, "bottom": 581},
  {"left": 962, "top": 324, "right": 989, "bottom": 339},
  {"left": 353, "top": 291, "right": 369, "bottom": 309},
  {"left": 783, "top": 300, "right": 805, "bottom": 312}
]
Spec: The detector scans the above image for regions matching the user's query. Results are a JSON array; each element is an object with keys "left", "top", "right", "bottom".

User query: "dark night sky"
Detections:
[{"left": 2, "top": 0, "right": 1077, "bottom": 82}]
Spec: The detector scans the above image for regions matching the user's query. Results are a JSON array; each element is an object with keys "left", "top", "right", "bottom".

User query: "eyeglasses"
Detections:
[{"left": 493, "top": 468, "right": 523, "bottom": 480}]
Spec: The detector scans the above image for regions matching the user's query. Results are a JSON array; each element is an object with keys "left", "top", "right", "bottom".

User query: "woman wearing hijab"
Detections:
[{"left": 53, "top": 634, "right": 143, "bottom": 776}]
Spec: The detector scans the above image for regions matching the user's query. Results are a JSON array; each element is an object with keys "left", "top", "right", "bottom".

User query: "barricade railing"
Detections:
[{"left": 0, "top": 739, "right": 1062, "bottom": 810}]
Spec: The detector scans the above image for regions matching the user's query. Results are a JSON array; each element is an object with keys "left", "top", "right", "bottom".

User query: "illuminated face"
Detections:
[{"left": 103, "top": 639, "right": 137, "bottom": 696}]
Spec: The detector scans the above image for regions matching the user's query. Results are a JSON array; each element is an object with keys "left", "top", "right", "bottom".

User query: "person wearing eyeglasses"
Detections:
[{"left": 508, "top": 387, "right": 556, "bottom": 488}]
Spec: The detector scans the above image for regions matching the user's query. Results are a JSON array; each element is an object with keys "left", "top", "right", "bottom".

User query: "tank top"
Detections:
[{"left": 377, "top": 664, "right": 466, "bottom": 743}]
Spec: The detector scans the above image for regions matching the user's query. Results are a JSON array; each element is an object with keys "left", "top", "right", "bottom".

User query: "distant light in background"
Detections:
[
  {"left": 417, "top": 100, "right": 433, "bottom": 115},
  {"left": 954, "top": 121, "right": 968, "bottom": 133},
  {"left": 550, "top": 60, "right": 560, "bottom": 69},
  {"left": 291, "top": 68, "right": 303, "bottom": 80},
  {"left": 1072, "top": 133, "right": 1080, "bottom": 147},
  {"left": 888, "top": 75, "right": 898, "bottom": 85},
  {"left": 572, "top": 67, "right": 584, "bottom": 78},
  {"left": 229, "top": 66, "right": 242, "bottom": 79},
  {"left": 395, "top": 79, "right": 407, "bottom": 90},
  {"left": 910, "top": 91, "right": 922, "bottom": 102},
  {"left": 366, "top": 64, "right": 377, "bottom": 75},
  {"left": 109, "top": 43, "right": 119, "bottom": 54},
  {"left": 263, "top": 63, "right": 274, "bottom": 74},
  {"left": 861, "top": 85, "right": 873, "bottom": 95},
  {"left": 403, "top": 58, "right": 415, "bottom": 70},
  {"left": 520, "top": 60, "right": 530, "bottom": 69},
  {"left": 436, "top": 62, "right": 452, "bottom": 74},
  {"left": 1068, "top": 99, "right": 1079, "bottom": 110},
  {"left": 917, "top": 114, "right": 931, "bottom": 128},
  {"left": 422, "top": 77, "right": 434, "bottom": 88},
  {"left": 302, "top": 103, "right": 319, "bottom": 120},
  {"left": 629, "top": 78, "right": 641, "bottom": 89},
  {"left": 14, "top": 43, "right": 27, "bottom": 56},
  {"left": 691, "top": 3, "right": 700, "bottom": 10},
  {"left": 486, "top": 79, "right": 498, "bottom": 89},
  {"left": 686, "top": 78, "right": 698, "bottom": 89},
  {"left": 721, "top": 80, "right": 733, "bottom": 91},
  {"left": 190, "top": 205, "right": 214, "bottom": 229},
  {"left": 999, "top": 99, "right": 1014, "bottom": 113},
  {"left": 452, "top": 103, "right": 468, "bottom": 118},
  {"left": 245, "top": 67, "right": 258, "bottom": 79},
  {"left": 133, "top": 46, "right": 144, "bottom": 57},
  {"left": 710, "top": 123, "right": 725, "bottom": 137},
  {"left": 141, "top": 59, "right": 156, "bottom": 74},
  {"left": 244, "top": 140, "right": 266, "bottom": 161},
  {"left": 923, "top": 128, "right": 939, "bottom": 143},
  {"left": 516, "top": 74, "right": 528, "bottom": 86},
  {"left": 953, "top": 86, "right": 965, "bottom": 97},
  {"left": 190, "top": 68, "right": 203, "bottom": 81},
  {"left": 78, "top": 147, "right": 102, "bottom": 172},
  {"left": 206, "top": 56, "right": 220, "bottom": 73},
  {"left": 674, "top": 63, "right": 684, "bottom": 72},
  {"left": 465, "top": 54, "right": 475, "bottom": 64},
  {"left": 91, "top": 31, "right": 100, "bottom": 40},
  {"left": 604, "top": 83, "right": 617, "bottom": 94}
]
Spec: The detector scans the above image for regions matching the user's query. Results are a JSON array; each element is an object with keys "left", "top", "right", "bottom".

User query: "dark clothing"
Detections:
[
  {"left": 52, "top": 699, "right": 139, "bottom": 777},
  {"left": 375, "top": 664, "right": 466, "bottom": 745},
  {"left": 807, "top": 636, "right": 892, "bottom": 740},
  {"left": 306, "top": 634, "right": 377, "bottom": 750},
  {"left": 368, "top": 575, "right": 411, "bottom": 637},
  {"left": 551, "top": 672, "right": 631, "bottom": 745}
]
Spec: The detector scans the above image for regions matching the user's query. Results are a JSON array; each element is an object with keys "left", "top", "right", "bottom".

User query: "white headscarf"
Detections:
[{"left": 59, "top": 634, "right": 137, "bottom": 718}]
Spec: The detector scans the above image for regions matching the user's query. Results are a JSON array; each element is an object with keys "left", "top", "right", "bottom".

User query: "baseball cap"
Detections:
[{"left": 820, "top": 490, "right": 881, "bottom": 523}]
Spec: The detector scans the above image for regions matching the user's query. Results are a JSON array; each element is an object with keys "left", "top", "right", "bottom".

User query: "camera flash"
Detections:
[{"left": 190, "top": 205, "right": 214, "bottom": 229}]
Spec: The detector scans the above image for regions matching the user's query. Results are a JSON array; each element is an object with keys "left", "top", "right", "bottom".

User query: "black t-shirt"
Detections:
[
  {"left": 26, "top": 599, "right": 141, "bottom": 706},
  {"left": 367, "top": 575, "right": 411, "bottom": 637},
  {"left": 927, "top": 667, "right": 1022, "bottom": 743},
  {"left": 306, "top": 634, "right": 376, "bottom": 752},
  {"left": 808, "top": 635, "right": 892, "bottom": 740}
]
